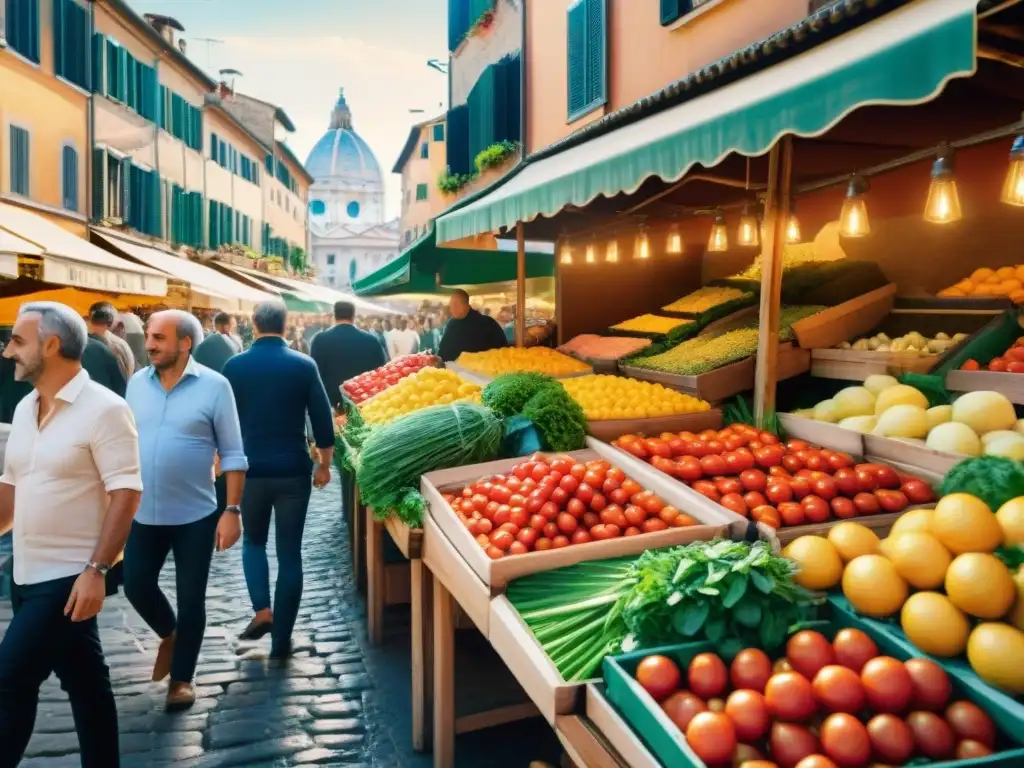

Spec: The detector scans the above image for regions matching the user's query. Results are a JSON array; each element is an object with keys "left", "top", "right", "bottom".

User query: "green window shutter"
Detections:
[
  {"left": 495, "top": 52, "right": 521, "bottom": 144},
  {"left": 9, "top": 126, "right": 30, "bottom": 197},
  {"left": 447, "top": 0, "right": 470, "bottom": 51},
  {"left": 120, "top": 156, "right": 132, "bottom": 223},
  {"left": 420, "top": 142, "right": 429, "bottom": 159},
  {"left": 210, "top": 133, "right": 218, "bottom": 160},
  {"left": 468, "top": 64, "right": 496, "bottom": 163},
  {"left": 116, "top": 46, "right": 128, "bottom": 102},
  {"left": 8, "top": 0, "right": 41, "bottom": 63},
  {"left": 91, "top": 33, "right": 105, "bottom": 94},
  {"left": 416, "top": 183, "right": 428, "bottom": 201},
  {"left": 52, "top": 0, "right": 65, "bottom": 79},
  {"left": 433, "top": 123, "right": 445, "bottom": 142},
  {"left": 585, "top": 0, "right": 607, "bottom": 108},
  {"left": 92, "top": 147, "right": 106, "bottom": 219},
  {"left": 566, "top": 1, "right": 587, "bottom": 119},
  {"left": 660, "top": 0, "right": 691, "bottom": 25},
  {"left": 445, "top": 104, "right": 470, "bottom": 176},
  {"left": 61, "top": 145, "right": 78, "bottom": 211},
  {"left": 208, "top": 200, "right": 217, "bottom": 247}
]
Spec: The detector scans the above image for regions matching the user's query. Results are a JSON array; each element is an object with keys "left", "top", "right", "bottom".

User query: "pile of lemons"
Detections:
[
  {"left": 561, "top": 374, "right": 711, "bottom": 421},
  {"left": 456, "top": 347, "right": 591, "bottom": 378},
  {"left": 938, "top": 265, "right": 1024, "bottom": 303},
  {"left": 359, "top": 368, "right": 480, "bottom": 424}
]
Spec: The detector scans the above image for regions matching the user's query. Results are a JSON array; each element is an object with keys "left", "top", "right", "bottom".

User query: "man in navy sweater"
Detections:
[
  {"left": 310, "top": 301, "right": 387, "bottom": 410},
  {"left": 222, "top": 302, "right": 335, "bottom": 657}
]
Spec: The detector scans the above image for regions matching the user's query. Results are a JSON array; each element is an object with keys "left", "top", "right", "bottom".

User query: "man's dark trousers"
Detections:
[{"left": 0, "top": 574, "right": 119, "bottom": 768}]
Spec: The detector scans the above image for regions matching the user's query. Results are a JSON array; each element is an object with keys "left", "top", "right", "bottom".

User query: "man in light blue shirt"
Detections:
[{"left": 123, "top": 310, "right": 248, "bottom": 711}]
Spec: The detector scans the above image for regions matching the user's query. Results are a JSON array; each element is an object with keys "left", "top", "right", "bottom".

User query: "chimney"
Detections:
[
  {"left": 143, "top": 14, "right": 185, "bottom": 48},
  {"left": 178, "top": 38, "right": 187, "bottom": 56}
]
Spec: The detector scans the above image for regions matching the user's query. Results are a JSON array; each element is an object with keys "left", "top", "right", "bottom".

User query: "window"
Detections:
[
  {"left": 5, "top": 0, "right": 40, "bottom": 63},
  {"left": 659, "top": 0, "right": 693, "bottom": 25},
  {"left": 159, "top": 87, "right": 202, "bottom": 150},
  {"left": 106, "top": 153, "right": 124, "bottom": 219},
  {"left": 348, "top": 259, "right": 358, "bottom": 283},
  {"left": 566, "top": 0, "right": 607, "bottom": 121},
  {"left": 310, "top": 199, "right": 326, "bottom": 216},
  {"left": 327, "top": 253, "right": 336, "bottom": 266},
  {"left": 420, "top": 142, "right": 429, "bottom": 159},
  {"left": 61, "top": 145, "right": 78, "bottom": 211},
  {"left": 97, "top": 37, "right": 159, "bottom": 121},
  {"left": 347, "top": 200, "right": 360, "bottom": 219},
  {"left": 53, "top": 0, "right": 88, "bottom": 89},
  {"left": 416, "top": 183, "right": 428, "bottom": 201},
  {"left": 210, "top": 133, "right": 219, "bottom": 160},
  {"left": 170, "top": 184, "right": 202, "bottom": 247},
  {"left": 433, "top": 123, "right": 445, "bottom": 142},
  {"left": 9, "top": 126, "right": 29, "bottom": 196}
]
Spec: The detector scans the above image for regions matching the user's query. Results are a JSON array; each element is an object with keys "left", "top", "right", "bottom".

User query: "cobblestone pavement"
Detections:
[{"left": 1, "top": 474, "right": 406, "bottom": 768}]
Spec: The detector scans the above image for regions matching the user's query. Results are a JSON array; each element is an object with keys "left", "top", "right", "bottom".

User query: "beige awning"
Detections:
[{"left": 232, "top": 265, "right": 400, "bottom": 315}]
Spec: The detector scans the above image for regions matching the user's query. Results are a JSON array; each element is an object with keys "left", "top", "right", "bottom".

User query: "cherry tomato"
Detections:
[
  {"left": 720, "top": 493, "right": 748, "bottom": 517},
  {"left": 861, "top": 656, "right": 913, "bottom": 714},
  {"left": 900, "top": 479, "right": 935, "bottom": 504},
  {"left": 570, "top": 529, "right": 591, "bottom": 545},
  {"left": 905, "top": 711, "right": 955, "bottom": 760},
  {"left": 830, "top": 497, "right": 857, "bottom": 519},
  {"left": 743, "top": 491, "right": 767, "bottom": 510},
  {"left": 765, "top": 672, "right": 816, "bottom": 722},
  {"left": 556, "top": 512, "right": 578, "bottom": 534},
  {"left": 801, "top": 495, "right": 830, "bottom": 523},
  {"left": 832, "top": 628, "right": 878, "bottom": 673},
  {"left": 740, "top": 469, "right": 768, "bottom": 492},
  {"left": 642, "top": 517, "right": 668, "bottom": 533},
  {"left": 787, "top": 630, "right": 835, "bottom": 680},
  {"left": 660, "top": 691, "right": 706, "bottom": 732},
  {"left": 516, "top": 527, "right": 538, "bottom": 549},
  {"left": 778, "top": 502, "right": 805, "bottom": 526},
  {"left": 819, "top": 713, "right": 871, "bottom": 768},
  {"left": 700, "top": 455, "right": 728, "bottom": 477},
  {"left": 812, "top": 665, "right": 865, "bottom": 714},
  {"left": 865, "top": 713, "right": 914, "bottom": 765},
  {"left": 725, "top": 689, "right": 770, "bottom": 742},
  {"left": 957, "top": 740, "right": 994, "bottom": 759},
  {"left": 766, "top": 482, "right": 793, "bottom": 505},
  {"left": 730, "top": 649, "right": 772, "bottom": 692},
  {"left": 945, "top": 700, "right": 996, "bottom": 747},
  {"left": 688, "top": 653, "right": 728, "bottom": 699},
  {"left": 574, "top": 483, "right": 594, "bottom": 506},
  {"left": 904, "top": 658, "right": 952, "bottom": 710},
  {"left": 685, "top": 712, "right": 736, "bottom": 767},
  {"left": 769, "top": 722, "right": 819, "bottom": 768},
  {"left": 551, "top": 535, "right": 570, "bottom": 549},
  {"left": 636, "top": 655, "right": 681, "bottom": 701},
  {"left": 534, "top": 537, "right": 552, "bottom": 551}
]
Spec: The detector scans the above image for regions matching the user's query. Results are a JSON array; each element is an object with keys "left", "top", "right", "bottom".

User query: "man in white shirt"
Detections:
[
  {"left": 385, "top": 317, "right": 420, "bottom": 359},
  {"left": 0, "top": 302, "right": 143, "bottom": 767}
]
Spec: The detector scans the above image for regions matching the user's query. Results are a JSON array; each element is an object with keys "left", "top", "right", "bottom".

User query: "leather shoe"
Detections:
[
  {"left": 152, "top": 633, "right": 175, "bottom": 682},
  {"left": 166, "top": 681, "right": 196, "bottom": 711},
  {"left": 239, "top": 615, "right": 273, "bottom": 641}
]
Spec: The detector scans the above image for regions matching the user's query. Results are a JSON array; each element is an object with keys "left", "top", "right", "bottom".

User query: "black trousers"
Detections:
[{"left": 0, "top": 574, "right": 119, "bottom": 768}]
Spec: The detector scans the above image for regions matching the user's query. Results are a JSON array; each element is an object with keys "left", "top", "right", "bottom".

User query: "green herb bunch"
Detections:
[
  {"left": 482, "top": 372, "right": 560, "bottom": 417},
  {"left": 941, "top": 456, "right": 1024, "bottom": 513},
  {"left": 521, "top": 385, "right": 588, "bottom": 452}
]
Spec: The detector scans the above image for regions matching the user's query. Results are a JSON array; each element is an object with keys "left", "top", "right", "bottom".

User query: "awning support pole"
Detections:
[
  {"left": 515, "top": 223, "right": 526, "bottom": 347},
  {"left": 754, "top": 137, "right": 793, "bottom": 428}
]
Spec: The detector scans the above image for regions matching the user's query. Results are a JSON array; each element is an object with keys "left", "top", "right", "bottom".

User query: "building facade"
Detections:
[
  {"left": 305, "top": 90, "right": 398, "bottom": 289},
  {"left": 394, "top": 114, "right": 447, "bottom": 247}
]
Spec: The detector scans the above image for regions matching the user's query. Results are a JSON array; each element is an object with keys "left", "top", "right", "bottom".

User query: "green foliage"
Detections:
[
  {"left": 941, "top": 456, "right": 1024, "bottom": 513},
  {"left": 289, "top": 245, "right": 307, "bottom": 273},
  {"left": 482, "top": 372, "right": 561, "bottom": 417},
  {"left": 474, "top": 140, "right": 519, "bottom": 173},
  {"left": 521, "top": 385, "right": 588, "bottom": 452},
  {"left": 437, "top": 169, "right": 475, "bottom": 195}
]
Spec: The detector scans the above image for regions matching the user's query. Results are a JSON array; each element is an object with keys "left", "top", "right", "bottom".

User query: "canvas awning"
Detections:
[
  {"left": 94, "top": 232, "right": 278, "bottom": 308},
  {"left": 435, "top": 0, "right": 979, "bottom": 243},
  {"left": 353, "top": 227, "right": 555, "bottom": 297},
  {"left": 0, "top": 203, "right": 167, "bottom": 296},
  {"left": 230, "top": 265, "right": 400, "bottom": 315},
  {"left": 217, "top": 264, "right": 326, "bottom": 313}
]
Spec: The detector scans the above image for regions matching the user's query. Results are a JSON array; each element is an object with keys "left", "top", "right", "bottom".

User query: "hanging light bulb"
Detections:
[
  {"left": 1001, "top": 135, "right": 1024, "bottom": 207},
  {"left": 558, "top": 235, "right": 574, "bottom": 265},
  {"left": 605, "top": 234, "right": 619, "bottom": 263},
  {"left": 707, "top": 212, "right": 729, "bottom": 253},
  {"left": 737, "top": 204, "right": 760, "bottom": 247},
  {"left": 786, "top": 200, "right": 802, "bottom": 244},
  {"left": 839, "top": 176, "right": 871, "bottom": 238},
  {"left": 633, "top": 225, "right": 651, "bottom": 260},
  {"left": 924, "top": 147, "right": 962, "bottom": 224},
  {"left": 585, "top": 242, "right": 596, "bottom": 264},
  {"left": 666, "top": 222, "right": 684, "bottom": 254}
]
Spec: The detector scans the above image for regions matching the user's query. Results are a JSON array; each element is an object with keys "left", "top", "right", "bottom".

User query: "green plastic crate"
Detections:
[{"left": 602, "top": 613, "right": 1024, "bottom": 768}]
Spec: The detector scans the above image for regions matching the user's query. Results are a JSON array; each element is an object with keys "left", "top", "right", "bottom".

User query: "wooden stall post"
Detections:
[
  {"left": 516, "top": 222, "right": 526, "bottom": 347},
  {"left": 754, "top": 137, "right": 794, "bottom": 425},
  {"left": 411, "top": 560, "right": 434, "bottom": 751}
]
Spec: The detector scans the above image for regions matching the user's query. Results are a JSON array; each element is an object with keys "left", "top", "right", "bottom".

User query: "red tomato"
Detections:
[
  {"left": 874, "top": 465, "right": 901, "bottom": 489},
  {"left": 688, "top": 653, "right": 728, "bottom": 699},
  {"left": 861, "top": 656, "right": 913, "bottom": 714},
  {"left": 945, "top": 701, "right": 996, "bottom": 747},
  {"left": 716, "top": 477, "right": 744, "bottom": 496},
  {"left": 658, "top": 505, "right": 681, "bottom": 525},
  {"left": 765, "top": 672, "right": 817, "bottom": 722},
  {"left": 787, "top": 630, "right": 836, "bottom": 679},
  {"left": 574, "top": 483, "right": 594, "bottom": 506},
  {"left": 558, "top": 475, "right": 579, "bottom": 494},
  {"left": 819, "top": 713, "right": 871, "bottom": 768},
  {"left": 769, "top": 722, "right": 819, "bottom": 768},
  {"left": 624, "top": 505, "right": 647, "bottom": 527},
  {"left": 782, "top": 453, "right": 805, "bottom": 474},
  {"left": 570, "top": 529, "right": 591, "bottom": 545},
  {"left": 700, "top": 455, "right": 728, "bottom": 477},
  {"left": 905, "top": 711, "right": 955, "bottom": 760},
  {"left": 642, "top": 517, "right": 669, "bottom": 533},
  {"left": 832, "top": 628, "right": 878, "bottom": 673},
  {"left": 589, "top": 493, "right": 607, "bottom": 512},
  {"left": 541, "top": 522, "right": 557, "bottom": 539},
  {"left": 827, "top": 451, "right": 855, "bottom": 471},
  {"left": 477, "top": 519, "right": 493, "bottom": 535},
  {"left": 485, "top": 545, "right": 504, "bottom": 560},
  {"left": 692, "top": 481, "right": 721, "bottom": 502},
  {"left": 801, "top": 495, "right": 830, "bottom": 523},
  {"left": 685, "top": 712, "right": 736, "bottom": 767},
  {"left": 830, "top": 497, "right": 857, "bottom": 519},
  {"left": 489, "top": 485, "right": 512, "bottom": 504},
  {"left": 865, "top": 714, "right": 914, "bottom": 765},
  {"left": 581, "top": 511, "right": 599, "bottom": 529},
  {"left": 900, "top": 479, "right": 935, "bottom": 504},
  {"left": 812, "top": 665, "right": 865, "bottom": 713},
  {"left": 755, "top": 444, "right": 785, "bottom": 468},
  {"left": 600, "top": 506, "right": 629, "bottom": 529},
  {"left": 958, "top": 740, "right": 994, "bottom": 759},
  {"left": 489, "top": 530, "right": 514, "bottom": 551},
  {"left": 725, "top": 451, "right": 755, "bottom": 473},
  {"left": 740, "top": 469, "right": 768, "bottom": 492},
  {"left": 851, "top": 492, "right": 879, "bottom": 515},
  {"left": 583, "top": 469, "right": 605, "bottom": 487},
  {"left": 607, "top": 466, "right": 625, "bottom": 483},
  {"left": 516, "top": 527, "right": 538, "bottom": 549},
  {"left": 534, "top": 537, "right": 552, "bottom": 551},
  {"left": 789, "top": 477, "right": 812, "bottom": 499},
  {"left": 556, "top": 512, "right": 578, "bottom": 534},
  {"left": 636, "top": 655, "right": 681, "bottom": 701},
  {"left": 676, "top": 458, "right": 703, "bottom": 482},
  {"left": 830, "top": 468, "right": 859, "bottom": 497},
  {"left": 793, "top": 755, "right": 837, "bottom": 768},
  {"left": 766, "top": 482, "right": 794, "bottom": 505},
  {"left": 725, "top": 689, "right": 770, "bottom": 742},
  {"left": 530, "top": 463, "right": 550, "bottom": 482},
  {"left": 729, "top": 649, "right": 772, "bottom": 692},
  {"left": 904, "top": 658, "right": 952, "bottom": 710},
  {"left": 508, "top": 541, "right": 528, "bottom": 555},
  {"left": 812, "top": 477, "right": 838, "bottom": 501},
  {"left": 551, "top": 535, "right": 570, "bottom": 549},
  {"left": 777, "top": 502, "right": 805, "bottom": 526},
  {"left": 661, "top": 691, "right": 706, "bottom": 732},
  {"left": 743, "top": 491, "right": 768, "bottom": 510},
  {"left": 720, "top": 493, "right": 749, "bottom": 517},
  {"left": 539, "top": 501, "right": 559, "bottom": 521}
]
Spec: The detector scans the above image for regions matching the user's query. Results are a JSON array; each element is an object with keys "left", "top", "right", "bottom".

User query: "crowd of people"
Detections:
[{"left": 0, "top": 287, "right": 514, "bottom": 766}]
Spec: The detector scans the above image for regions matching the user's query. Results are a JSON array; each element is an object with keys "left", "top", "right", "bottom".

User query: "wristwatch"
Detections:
[
  {"left": 225, "top": 504, "right": 242, "bottom": 515},
  {"left": 86, "top": 561, "right": 111, "bottom": 577}
]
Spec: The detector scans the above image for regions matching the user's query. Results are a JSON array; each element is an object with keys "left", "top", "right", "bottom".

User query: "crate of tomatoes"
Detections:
[
  {"left": 602, "top": 617, "right": 1024, "bottom": 768},
  {"left": 592, "top": 423, "right": 939, "bottom": 546},
  {"left": 342, "top": 353, "right": 440, "bottom": 404}
]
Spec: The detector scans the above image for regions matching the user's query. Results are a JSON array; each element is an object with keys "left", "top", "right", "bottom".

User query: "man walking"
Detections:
[
  {"left": 87, "top": 301, "right": 135, "bottom": 382},
  {"left": 0, "top": 302, "right": 142, "bottom": 767},
  {"left": 81, "top": 308, "right": 127, "bottom": 397},
  {"left": 310, "top": 301, "right": 387, "bottom": 410},
  {"left": 223, "top": 302, "right": 334, "bottom": 657},
  {"left": 124, "top": 310, "right": 247, "bottom": 710},
  {"left": 193, "top": 311, "right": 241, "bottom": 374}
]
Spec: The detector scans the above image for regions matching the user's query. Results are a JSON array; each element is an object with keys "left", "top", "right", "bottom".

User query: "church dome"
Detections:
[{"left": 304, "top": 89, "right": 383, "bottom": 186}]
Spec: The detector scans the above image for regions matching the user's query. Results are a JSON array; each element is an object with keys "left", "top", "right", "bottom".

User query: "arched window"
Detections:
[
  {"left": 310, "top": 199, "right": 326, "bottom": 215},
  {"left": 61, "top": 145, "right": 79, "bottom": 212},
  {"left": 347, "top": 200, "right": 360, "bottom": 219}
]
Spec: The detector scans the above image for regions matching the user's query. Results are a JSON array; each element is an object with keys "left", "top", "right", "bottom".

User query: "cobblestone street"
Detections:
[{"left": 0, "top": 474, "right": 408, "bottom": 768}]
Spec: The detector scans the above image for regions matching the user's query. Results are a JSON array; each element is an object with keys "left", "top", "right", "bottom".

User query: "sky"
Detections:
[{"left": 128, "top": 0, "right": 449, "bottom": 220}]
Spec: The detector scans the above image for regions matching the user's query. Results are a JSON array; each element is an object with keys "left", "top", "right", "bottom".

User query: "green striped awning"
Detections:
[{"left": 436, "top": 0, "right": 978, "bottom": 243}]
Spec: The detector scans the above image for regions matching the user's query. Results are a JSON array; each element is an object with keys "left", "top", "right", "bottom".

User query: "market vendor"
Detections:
[{"left": 437, "top": 289, "right": 507, "bottom": 362}]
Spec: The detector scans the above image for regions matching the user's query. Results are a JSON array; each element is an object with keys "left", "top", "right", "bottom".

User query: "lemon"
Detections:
[
  {"left": 967, "top": 623, "right": 1024, "bottom": 694},
  {"left": 842, "top": 555, "right": 909, "bottom": 617},
  {"left": 889, "top": 508, "right": 934, "bottom": 538},
  {"left": 945, "top": 553, "right": 1017, "bottom": 619},
  {"left": 783, "top": 536, "right": 844, "bottom": 590},
  {"left": 900, "top": 592, "right": 970, "bottom": 657},
  {"left": 996, "top": 498, "right": 1024, "bottom": 546},
  {"left": 1007, "top": 570, "right": 1024, "bottom": 632},
  {"left": 887, "top": 532, "right": 951, "bottom": 589},
  {"left": 878, "top": 536, "right": 897, "bottom": 560},
  {"left": 827, "top": 522, "right": 880, "bottom": 563},
  {"left": 931, "top": 494, "right": 1003, "bottom": 554}
]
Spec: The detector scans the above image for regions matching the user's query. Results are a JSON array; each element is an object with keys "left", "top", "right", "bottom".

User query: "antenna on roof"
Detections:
[{"left": 193, "top": 37, "right": 224, "bottom": 71}]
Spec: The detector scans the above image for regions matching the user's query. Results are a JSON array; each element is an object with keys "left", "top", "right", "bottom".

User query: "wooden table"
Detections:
[{"left": 364, "top": 508, "right": 420, "bottom": 646}]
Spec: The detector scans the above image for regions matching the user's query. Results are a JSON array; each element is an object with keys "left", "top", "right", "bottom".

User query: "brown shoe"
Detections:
[
  {"left": 166, "top": 681, "right": 196, "bottom": 711},
  {"left": 152, "top": 633, "right": 175, "bottom": 682}
]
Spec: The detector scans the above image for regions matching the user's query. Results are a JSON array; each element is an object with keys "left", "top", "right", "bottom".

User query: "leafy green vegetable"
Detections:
[
  {"left": 521, "top": 385, "right": 588, "bottom": 452},
  {"left": 941, "top": 456, "right": 1024, "bottom": 513},
  {"left": 481, "top": 372, "right": 560, "bottom": 417}
]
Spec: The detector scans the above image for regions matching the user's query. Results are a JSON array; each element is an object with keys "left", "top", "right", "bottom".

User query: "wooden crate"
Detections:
[
  {"left": 946, "top": 369, "right": 1024, "bottom": 405},
  {"left": 791, "top": 284, "right": 897, "bottom": 350},
  {"left": 810, "top": 348, "right": 937, "bottom": 381},
  {"left": 422, "top": 450, "right": 731, "bottom": 592},
  {"left": 444, "top": 361, "right": 594, "bottom": 385},
  {"left": 778, "top": 413, "right": 865, "bottom": 455},
  {"left": 862, "top": 434, "right": 962, "bottom": 477},
  {"left": 585, "top": 685, "right": 662, "bottom": 768},
  {"left": 421, "top": 516, "right": 491, "bottom": 636},
  {"left": 586, "top": 409, "right": 723, "bottom": 442},
  {"left": 771, "top": 510, "right": 911, "bottom": 547}
]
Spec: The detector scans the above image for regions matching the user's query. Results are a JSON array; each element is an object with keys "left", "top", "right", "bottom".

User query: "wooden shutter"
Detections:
[
  {"left": 91, "top": 33, "right": 105, "bottom": 94},
  {"left": 10, "top": 0, "right": 41, "bottom": 63},
  {"left": 660, "top": 0, "right": 691, "bottom": 25},
  {"left": 210, "top": 133, "right": 218, "bottom": 161},
  {"left": 495, "top": 53, "right": 521, "bottom": 145},
  {"left": 566, "top": 1, "right": 587, "bottom": 118},
  {"left": 62, "top": 145, "right": 78, "bottom": 211},
  {"left": 53, "top": 0, "right": 65, "bottom": 78},
  {"left": 468, "top": 64, "right": 496, "bottom": 164},
  {"left": 585, "top": 0, "right": 606, "bottom": 108},
  {"left": 9, "top": 127, "right": 29, "bottom": 196},
  {"left": 447, "top": 0, "right": 469, "bottom": 51},
  {"left": 92, "top": 148, "right": 106, "bottom": 220},
  {"left": 119, "top": 156, "right": 132, "bottom": 223}
]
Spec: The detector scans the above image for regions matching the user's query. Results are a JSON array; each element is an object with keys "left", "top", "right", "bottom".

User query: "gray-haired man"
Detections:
[
  {"left": 124, "top": 310, "right": 247, "bottom": 710},
  {"left": 0, "top": 302, "right": 143, "bottom": 766}
]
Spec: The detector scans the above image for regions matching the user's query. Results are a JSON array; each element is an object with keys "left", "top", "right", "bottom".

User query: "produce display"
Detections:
[
  {"left": 612, "top": 423, "right": 934, "bottom": 528},
  {"left": 358, "top": 367, "right": 481, "bottom": 424},
  {"left": 455, "top": 346, "right": 591, "bottom": 378},
  {"left": 938, "top": 265, "right": 1024, "bottom": 302},
  {"left": 442, "top": 453, "right": 701, "bottom": 561},
  {"left": 341, "top": 353, "right": 438, "bottom": 404},
  {"left": 836, "top": 331, "right": 966, "bottom": 356},
  {"left": 730, "top": 242, "right": 844, "bottom": 281},
  {"left": 793, "top": 374, "right": 1023, "bottom": 458},
  {"left": 960, "top": 334, "right": 1024, "bottom": 372},
  {"left": 610, "top": 314, "right": 692, "bottom": 335},
  {"left": 782, "top": 503, "right": 1024, "bottom": 694},
  {"left": 557, "top": 334, "right": 651, "bottom": 360},
  {"left": 661, "top": 286, "right": 754, "bottom": 315},
  {"left": 480, "top": 373, "right": 588, "bottom": 451},
  {"left": 723, "top": 258, "right": 889, "bottom": 308},
  {"left": 506, "top": 539, "right": 817, "bottom": 681},
  {"left": 627, "top": 306, "right": 824, "bottom": 376},
  {"left": 560, "top": 375, "right": 711, "bottom": 421},
  {"left": 629, "top": 629, "right": 1015, "bottom": 767}
]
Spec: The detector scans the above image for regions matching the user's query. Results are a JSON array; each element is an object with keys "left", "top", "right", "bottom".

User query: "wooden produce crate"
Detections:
[
  {"left": 862, "top": 433, "right": 964, "bottom": 477},
  {"left": 585, "top": 685, "right": 661, "bottom": 768},
  {"left": 586, "top": 409, "right": 723, "bottom": 443},
  {"left": 777, "top": 413, "right": 865, "bottom": 455},
  {"left": 790, "top": 283, "right": 897, "bottom": 350},
  {"left": 422, "top": 450, "right": 731, "bottom": 593},
  {"left": 810, "top": 348, "right": 937, "bottom": 380},
  {"left": 445, "top": 361, "right": 594, "bottom": 385},
  {"left": 946, "top": 368, "right": 1024, "bottom": 405}
]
